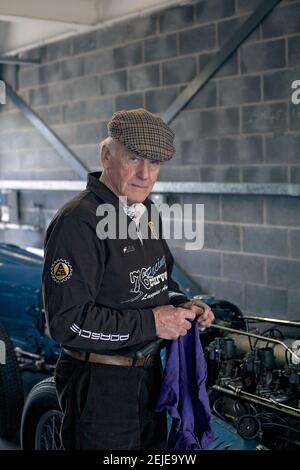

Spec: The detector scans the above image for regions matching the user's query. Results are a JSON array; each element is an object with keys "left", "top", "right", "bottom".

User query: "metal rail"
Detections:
[
  {"left": 0, "top": 58, "right": 40, "bottom": 66},
  {"left": 243, "top": 316, "right": 300, "bottom": 328},
  {"left": 0, "top": 180, "right": 300, "bottom": 196},
  {"left": 0, "top": 223, "right": 39, "bottom": 231},
  {"left": 152, "top": 182, "right": 300, "bottom": 196}
]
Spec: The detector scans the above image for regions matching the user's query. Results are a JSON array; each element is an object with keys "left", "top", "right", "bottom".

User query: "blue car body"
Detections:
[{"left": 0, "top": 243, "right": 59, "bottom": 362}]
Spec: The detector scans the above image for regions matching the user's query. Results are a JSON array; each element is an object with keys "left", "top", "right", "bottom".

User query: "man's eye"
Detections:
[
  {"left": 150, "top": 161, "right": 160, "bottom": 167},
  {"left": 129, "top": 156, "right": 139, "bottom": 162}
]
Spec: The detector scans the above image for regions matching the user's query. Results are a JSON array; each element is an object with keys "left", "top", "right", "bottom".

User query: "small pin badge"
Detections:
[{"left": 123, "top": 245, "right": 136, "bottom": 254}]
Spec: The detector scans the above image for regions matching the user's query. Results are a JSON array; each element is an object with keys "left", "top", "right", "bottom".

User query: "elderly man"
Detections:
[{"left": 42, "top": 108, "right": 214, "bottom": 450}]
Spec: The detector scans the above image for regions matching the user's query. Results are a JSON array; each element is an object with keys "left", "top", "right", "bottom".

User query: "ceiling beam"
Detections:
[
  {"left": 0, "top": 0, "right": 100, "bottom": 26},
  {"left": 100, "top": 0, "right": 191, "bottom": 24},
  {"left": 0, "top": 0, "right": 191, "bottom": 27},
  {"left": 0, "top": 21, "right": 87, "bottom": 56}
]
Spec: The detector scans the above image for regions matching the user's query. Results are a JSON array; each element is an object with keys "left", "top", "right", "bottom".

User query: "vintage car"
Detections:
[
  {"left": 0, "top": 242, "right": 299, "bottom": 450},
  {"left": 0, "top": 243, "right": 59, "bottom": 442}
]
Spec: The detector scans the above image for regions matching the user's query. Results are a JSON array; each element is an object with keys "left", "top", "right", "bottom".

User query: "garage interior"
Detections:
[{"left": 0, "top": 0, "right": 300, "bottom": 452}]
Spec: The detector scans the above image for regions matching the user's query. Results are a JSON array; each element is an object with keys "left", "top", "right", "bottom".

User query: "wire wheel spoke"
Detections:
[{"left": 35, "top": 410, "right": 63, "bottom": 450}]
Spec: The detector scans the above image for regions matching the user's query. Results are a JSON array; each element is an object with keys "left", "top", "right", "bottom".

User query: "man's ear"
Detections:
[{"left": 101, "top": 145, "right": 111, "bottom": 169}]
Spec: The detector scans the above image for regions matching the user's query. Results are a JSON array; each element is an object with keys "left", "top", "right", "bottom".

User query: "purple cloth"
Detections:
[{"left": 155, "top": 320, "right": 213, "bottom": 450}]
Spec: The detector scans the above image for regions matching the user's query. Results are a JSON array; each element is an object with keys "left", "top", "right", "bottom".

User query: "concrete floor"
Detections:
[{"left": 0, "top": 437, "right": 19, "bottom": 450}]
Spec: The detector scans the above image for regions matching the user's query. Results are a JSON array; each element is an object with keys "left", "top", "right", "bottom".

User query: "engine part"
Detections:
[
  {"left": 236, "top": 415, "right": 261, "bottom": 440},
  {"left": 207, "top": 314, "right": 300, "bottom": 450}
]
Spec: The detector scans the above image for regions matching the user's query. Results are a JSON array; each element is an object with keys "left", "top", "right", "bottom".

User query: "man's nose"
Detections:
[{"left": 136, "top": 159, "right": 150, "bottom": 179}]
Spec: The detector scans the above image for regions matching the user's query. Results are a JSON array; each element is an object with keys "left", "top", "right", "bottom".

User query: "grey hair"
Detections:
[{"left": 100, "top": 136, "right": 118, "bottom": 157}]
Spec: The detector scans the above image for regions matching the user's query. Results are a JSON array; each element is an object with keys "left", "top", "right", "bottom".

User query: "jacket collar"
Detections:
[{"left": 87, "top": 171, "right": 120, "bottom": 207}]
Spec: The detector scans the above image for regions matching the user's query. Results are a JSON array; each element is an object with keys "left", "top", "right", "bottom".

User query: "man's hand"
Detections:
[
  {"left": 179, "top": 299, "right": 214, "bottom": 331},
  {"left": 152, "top": 305, "right": 196, "bottom": 340}
]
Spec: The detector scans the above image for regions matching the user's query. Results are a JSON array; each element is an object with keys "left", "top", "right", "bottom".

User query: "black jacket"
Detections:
[{"left": 42, "top": 172, "right": 188, "bottom": 356}]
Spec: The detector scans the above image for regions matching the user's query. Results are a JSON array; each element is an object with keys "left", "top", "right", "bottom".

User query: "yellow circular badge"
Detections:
[{"left": 51, "top": 259, "right": 72, "bottom": 283}]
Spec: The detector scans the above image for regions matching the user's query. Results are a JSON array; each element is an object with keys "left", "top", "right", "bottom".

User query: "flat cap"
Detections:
[{"left": 107, "top": 108, "right": 175, "bottom": 161}]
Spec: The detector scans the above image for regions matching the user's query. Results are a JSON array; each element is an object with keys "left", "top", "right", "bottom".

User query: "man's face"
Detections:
[{"left": 101, "top": 142, "right": 161, "bottom": 204}]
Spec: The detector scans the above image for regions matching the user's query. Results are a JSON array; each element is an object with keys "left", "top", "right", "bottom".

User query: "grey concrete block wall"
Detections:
[{"left": 0, "top": 0, "right": 300, "bottom": 320}]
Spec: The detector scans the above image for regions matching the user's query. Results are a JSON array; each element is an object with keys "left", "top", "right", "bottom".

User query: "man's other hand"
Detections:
[
  {"left": 152, "top": 305, "right": 196, "bottom": 340},
  {"left": 179, "top": 299, "right": 215, "bottom": 331}
]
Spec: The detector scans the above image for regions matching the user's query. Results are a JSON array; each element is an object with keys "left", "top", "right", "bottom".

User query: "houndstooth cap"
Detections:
[{"left": 107, "top": 108, "right": 175, "bottom": 162}]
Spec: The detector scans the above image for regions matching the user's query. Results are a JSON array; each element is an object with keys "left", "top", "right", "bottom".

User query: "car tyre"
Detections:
[
  {"left": 21, "top": 376, "right": 63, "bottom": 450},
  {"left": 0, "top": 321, "right": 24, "bottom": 438}
]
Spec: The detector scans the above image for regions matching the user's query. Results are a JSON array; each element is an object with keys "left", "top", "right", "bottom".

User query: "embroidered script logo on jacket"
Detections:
[{"left": 122, "top": 256, "right": 168, "bottom": 303}]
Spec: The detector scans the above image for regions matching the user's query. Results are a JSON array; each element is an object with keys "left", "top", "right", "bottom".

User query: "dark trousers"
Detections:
[{"left": 54, "top": 350, "right": 167, "bottom": 450}]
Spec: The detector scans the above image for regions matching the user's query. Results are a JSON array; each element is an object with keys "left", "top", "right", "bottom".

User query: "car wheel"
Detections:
[
  {"left": 21, "top": 376, "right": 63, "bottom": 450},
  {"left": 0, "top": 321, "right": 24, "bottom": 438}
]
